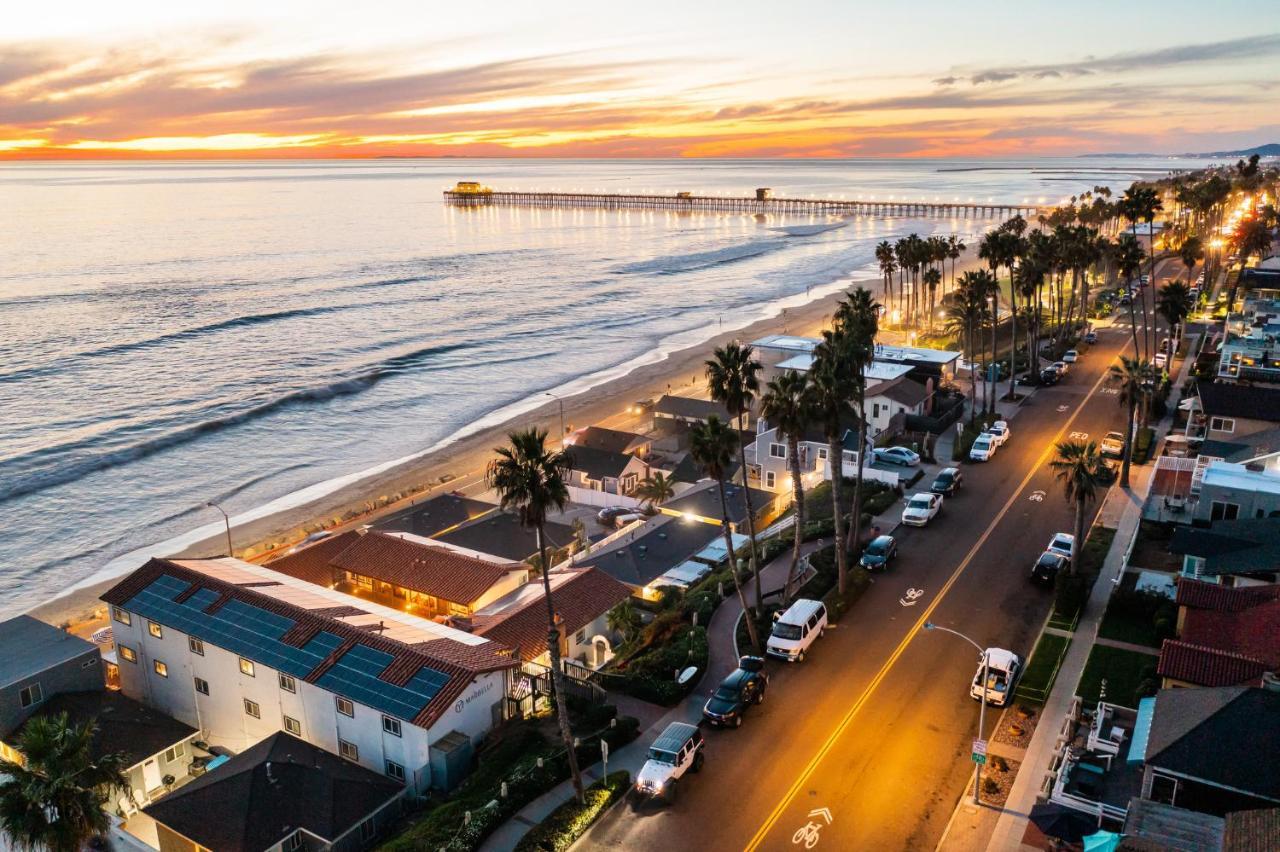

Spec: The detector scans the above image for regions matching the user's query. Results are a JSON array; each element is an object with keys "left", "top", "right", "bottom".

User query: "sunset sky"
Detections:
[{"left": 4, "top": 0, "right": 1279, "bottom": 159}]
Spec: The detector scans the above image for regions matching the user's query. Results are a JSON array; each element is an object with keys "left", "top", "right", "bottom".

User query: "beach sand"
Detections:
[{"left": 30, "top": 251, "right": 984, "bottom": 633}]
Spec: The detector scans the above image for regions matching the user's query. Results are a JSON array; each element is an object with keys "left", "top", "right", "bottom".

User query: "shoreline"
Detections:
[{"left": 29, "top": 242, "right": 986, "bottom": 631}]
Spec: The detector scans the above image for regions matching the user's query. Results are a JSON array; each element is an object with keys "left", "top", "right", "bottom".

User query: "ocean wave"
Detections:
[
  {"left": 612, "top": 238, "right": 788, "bottom": 275},
  {"left": 768, "top": 222, "right": 849, "bottom": 237}
]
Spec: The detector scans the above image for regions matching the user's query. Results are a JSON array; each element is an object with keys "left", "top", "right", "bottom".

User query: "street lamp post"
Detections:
[
  {"left": 923, "top": 621, "right": 989, "bottom": 806},
  {"left": 544, "top": 392, "right": 565, "bottom": 442},
  {"left": 206, "top": 501, "right": 233, "bottom": 558}
]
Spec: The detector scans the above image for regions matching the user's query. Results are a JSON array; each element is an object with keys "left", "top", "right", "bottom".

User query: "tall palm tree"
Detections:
[
  {"left": 706, "top": 343, "right": 764, "bottom": 613},
  {"left": 1114, "top": 233, "right": 1146, "bottom": 358},
  {"left": 1232, "top": 217, "right": 1274, "bottom": 264},
  {"left": 947, "top": 235, "right": 965, "bottom": 289},
  {"left": 690, "top": 416, "right": 761, "bottom": 652},
  {"left": 760, "top": 371, "right": 812, "bottom": 599},
  {"left": 1157, "top": 282, "right": 1193, "bottom": 355},
  {"left": 1178, "top": 235, "right": 1204, "bottom": 284},
  {"left": 835, "top": 288, "right": 881, "bottom": 557},
  {"left": 923, "top": 267, "right": 942, "bottom": 333},
  {"left": 808, "top": 334, "right": 855, "bottom": 594},
  {"left": 630, "top": 472, "right": 675, "bottom": 510},
  {"left": 1011, "top": 259, "right": 1042, "bottom": 394},
  {"left": 1049, "top": 440, "right": 1106, "bottom": 576},
  {"left": 487, "top": 428, "right": 584, "bottom": 802},
  {"left": 876, "top": 240, "right": 897, "bottom": 302},
  {"left": 1107, "top": 357, "right": 1150, "bottom": 489},
  {"left": 0, "top": 713, "right": 130, "bottom": 852},
  {"left": 1120, "top": 185, "right": 1163, "bottom": 359},
  {"left": 948, "top": 273, "right": 989, "bottom": 423}
]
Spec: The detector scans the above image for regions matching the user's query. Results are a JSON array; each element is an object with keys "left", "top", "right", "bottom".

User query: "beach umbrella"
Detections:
[
  {"left": 1083, "top": 830, "right": 1123, "bottom": 852},
  {"left": 1028, "top": 803, "right": 1097, "bottom": 843}
]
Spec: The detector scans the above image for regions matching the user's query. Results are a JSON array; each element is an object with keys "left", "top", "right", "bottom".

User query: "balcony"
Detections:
[{"left": 1045, "top": 699, "right": 1143, "bottom": 825}]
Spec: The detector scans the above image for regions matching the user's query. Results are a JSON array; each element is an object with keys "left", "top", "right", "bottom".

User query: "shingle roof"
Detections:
[
  {"left": 328, "top": 532, "right": 519, "bottom": 605},
  {"left": 877, "top": 378, "right": 931, "bottom": 407},
  {"left": 1198, "top": 382, "right": 1280, "bottom": 422},
  {"left": 571, "top": 426, "right": 648, "bottom": 455},
  {"left": 472, "top": 568, "right": 632, "bottom": 661},
  {"left": 1169, "top": 518, "right": 1280, "bottom": 576},
  {"left": 1223, "top": 807, "right": 1280, "bottom": 852},
  {"left": 1122, "top": 798, "right": 1225, "bottom": 852},
  {"left": 566, "top": 444, "right": 639, "bottom": 481},
  {"left": 144, "top": 732, "right": 403, "bottom": 852},
  {"left": 653, "top": 395, "right": 735, "bottom": 422},
  {"left": 435, "top": 513, "right": 576, "bottom": 562},
  {"left": 1177, "top": 579, "right": 1280, "bottom": 612},
  {"left": 3, "top": 690, "right": 196, "bottom": 770},
  {"left": 662, "top": 481, "right": 773, "bottom": 526},
  {"left": 373, "top": 493, "right": 496, "bottom": 539},
  {"left": 575, "top": 515, "right": 719, "bottom": 587},
  {"left": 262, "top": 531, "right": 361, "bottom": 587},
  {"left": 0, "top": 615, "right": 97, "bottom": 688},
  {"left": 1157, "top": 640, "right": 1271, "bottom": 687}
]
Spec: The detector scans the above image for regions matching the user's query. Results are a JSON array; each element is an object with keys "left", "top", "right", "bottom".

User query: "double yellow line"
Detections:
[{"left": 743, "top": 359, "right": 1116, "bottom": 851}]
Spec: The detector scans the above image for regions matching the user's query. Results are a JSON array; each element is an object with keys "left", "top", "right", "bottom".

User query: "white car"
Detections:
[
  {"left": 1100, "top": 431, "right": 1125, "bottom": 458},
  {"left": 1063, "top": 350, "right": 1079, "bottom": 363},
  {"left": 1052, "top": 360, "right": 1069, "bottom": 376},
  {"left": 971, "top": 648, "right": 1023, "bottom": 706},
  {"left": 1047, "top": 532, "right": 1075, "bottom": 560},
  {"left": 873, "top": 446, "right": 921, "bottom": 467},
  {"left": 986, "top": 421, "right": 1011, "bottom": 446},
  {"left": 901, "top": 492, "right": 943, "bottom": 527},
  {"left": 1154, "top": 352, "right": 1168, "bottom": 370},
  {"left": 766, "top": 599, "right": 828, "bottom": 662},
  {"left": 634, "top": 722, "right": 704, "bottom": 803},
  {"left": 969, "top": 433, "right": 998, "bottom": 462}
]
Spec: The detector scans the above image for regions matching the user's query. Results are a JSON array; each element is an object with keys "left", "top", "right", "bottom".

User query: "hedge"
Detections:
[{"left": 514, "top": 771, "right": 631, "bottom": 852}]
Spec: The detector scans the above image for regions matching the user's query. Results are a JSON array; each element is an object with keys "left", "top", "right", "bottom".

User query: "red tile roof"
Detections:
[
  {"left": 473, "top": 568, "right": 632, "bottom": 662},
  {"left": 1176, "top": 579, "right": 1280, "bottom": 612},
  {"left": 1157, "top": 639, "right": 1270, "bottom": 687},
  {"left": 1181, "top": 600, "right": 1280, "bottom": 667},
  {"left": 263, "top": 531, "right": 361, "bottom": 586}
]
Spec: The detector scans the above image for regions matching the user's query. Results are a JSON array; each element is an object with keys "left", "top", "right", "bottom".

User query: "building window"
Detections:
[
  {"left": 152, "top": 660, "right": 168, "bottom": 678},
  {"left": 19, "top": 683, "right": 42, "bottom": 708},
  {"left": 284, "top": 833, "right": 304, "bottom": 852},
  {"left": 765, "top": 470, "right": 776, "bottom": 489},
  {"left": 359, "top": 818, "right": 375, "bottom": 841},
  {"left": 164, "top": 743, "right": 186, "bottom": 763},
  {"left": 382, "top": 715, "right": 402, "bottom": 737},
  {"left": 279, "top": 674, "right": 296, "bottom": 693},
  {"left": 574, "top": 628, "right": 587, "bottom": 644},
  {"left": 817, "top": 447, "right": 828, "bottom": 460},
  {"left": 339, "top": 739, "right": 358, "bottom": 762},
  {"left": 386, "top": 760, "right": 405, "bottom": 782},
  {"left": 283, "top": 715, "right": 302, "bottom": 736},
  {"left": 769, "top": 443, "right": 787, "bottom": 459},
  {"left": 243, "top": 699, "right": 260, "bottom": 719},
  {"left": 194, "top": 677, "right": 210, "bottom": 696},
  {"left": 111, "top": 607, "right": 131, "bottom": 626},
  {"left": 147, "top": 621, "right": 163, "bottom": 639},
  {"left": 188, "top": 637, "right": 203, "bottom": 655},
  {"left": 119, "top": 645, "right": 137, "bottom": 663},
  {"left": 336, "top": 696, "right": 354, "bottom": 717},
  {"left": 239, "top": 658, "right": 255, "bottom": 677},
  {"left": 873, "top": 403, "right": 881, "bottom": 419},
  {"left": 1210, "top": 500, "right": 1240, "bottom": 522},
  {"left": 1209, "top": 416, "right": 1235, "bottom": 433}
]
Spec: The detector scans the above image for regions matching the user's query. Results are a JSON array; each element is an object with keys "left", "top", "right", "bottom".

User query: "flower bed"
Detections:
[{"left": 514, "top": 771, "right": 631, "bottom": 852}]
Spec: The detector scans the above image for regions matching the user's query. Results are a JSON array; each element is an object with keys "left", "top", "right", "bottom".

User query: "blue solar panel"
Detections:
[{"left": 316, "top": 644, "right": 452, "bottom": 722}]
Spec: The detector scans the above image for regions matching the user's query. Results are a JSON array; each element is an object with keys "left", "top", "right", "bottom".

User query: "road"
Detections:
[{"left": 579, "top": 262, "right": 1182, "bottom": 852}]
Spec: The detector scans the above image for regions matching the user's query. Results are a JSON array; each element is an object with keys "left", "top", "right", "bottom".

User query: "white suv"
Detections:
[
  {"left": 970, "top": 433, "right": 998, "bottom": 462},
  {"left": 634, "top": 722, "right": 705, "bottom": 804}
]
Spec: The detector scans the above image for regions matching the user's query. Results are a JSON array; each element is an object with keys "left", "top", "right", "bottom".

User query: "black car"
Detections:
[
  {"left": 930, "top": 467, "right": 964, "bottom": 497},
  {"left": 1030, "top": 551, "right": 1068, "bottom": 584},
  {"left": 702, "top": 656, "right": 768, "bottom": 727},
  {"left": 859, "top": 535, "right": 898, "bottom": 571},
  {"left": 1039, "top": 368, "right": 1060, "bottom": 386}
]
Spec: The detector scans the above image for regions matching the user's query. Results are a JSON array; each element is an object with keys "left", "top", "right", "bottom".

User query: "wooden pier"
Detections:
[{"left": 443, "top": 187, "right": 1041, "bottom": 220}]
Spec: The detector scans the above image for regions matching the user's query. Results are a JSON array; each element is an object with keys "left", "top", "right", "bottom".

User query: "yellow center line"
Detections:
[{"left": 743, "top": 355, "right": 1119, "bottom": 852}]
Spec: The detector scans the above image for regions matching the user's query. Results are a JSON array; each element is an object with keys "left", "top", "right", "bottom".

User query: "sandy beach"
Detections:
[{"left": 30, "top": 248, "right": 984, "bottom": 634}]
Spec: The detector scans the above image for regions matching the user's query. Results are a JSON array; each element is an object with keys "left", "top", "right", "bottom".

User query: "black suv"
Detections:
[
  {"left": 702, "top": 656, "right": 768, "bottom": 728},
  {"left": 930, "top": 467, "right": 964, "bottom": 497}
]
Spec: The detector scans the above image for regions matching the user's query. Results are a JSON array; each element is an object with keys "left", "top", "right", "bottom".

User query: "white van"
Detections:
[{"left": 766, "top": 599, "right": 828, "bottom": 662}]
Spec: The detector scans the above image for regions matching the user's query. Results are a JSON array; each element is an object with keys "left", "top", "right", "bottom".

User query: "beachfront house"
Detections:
[
  {"left": 1192, "top": 461, "right": 1280, "bottom": 524},
  {"left": 103, "top": 557, "right": 517, "bottom": 794},
  {"left": 652, "top": 394, "right": 739, "bottom": 428},
  {"left": 265, "top": 529, "right": 527, "bottom": 619},
  {"left": 659, "top": 480, "right": 781, "bottom": 533},
  {"left": 574, "top": 514, "right": 723, "bottom": 599},
  {"left": 563, "top": 443, "right": 649, "bottom": 500},
  {"left": 569, "top": 425, "right": 652, "bottom": 458},
  {"left": 747, "top": 410, "right": 907, "bottom": 495},
  {"left": 373, "top": 492, "right": 497, "bottom": 539},
  {"left": 142, "top": 731, "right": 407, "bottom": 852},
  {"left": 1169, "top": 517, "right": 1280, "bottom": 587},
  {"left": 0, "top": 615, "right": 104, "bottom": 739}
]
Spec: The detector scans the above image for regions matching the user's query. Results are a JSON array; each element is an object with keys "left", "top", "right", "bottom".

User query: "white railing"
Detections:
[{"left": 566, "top": 485, "right": 642, "bottom": 509}]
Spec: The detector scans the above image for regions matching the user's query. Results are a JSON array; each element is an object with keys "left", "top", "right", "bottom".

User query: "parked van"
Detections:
[{"left": 766, "top": 599, "right": 827, "bottom": 662}]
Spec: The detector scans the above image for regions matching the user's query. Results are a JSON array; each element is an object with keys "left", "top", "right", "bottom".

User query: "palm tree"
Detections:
[
  {"left": 1119, "top": 185, "right": 1163, "bottom": 359},
  {"left": 760, "top": 370, "right": 812, "bottom": 599},
  {"left": 1157, "top": 282, "right": 1193, "bottom": 354},
  {"left": 1178, "top": 235, "right": 1204, "bottom": 284},
  {"left": 1107, "top": 357, "right": 1150, "bottom": 488},
  {"left": 835, "top": 288, "right": 881, "bottom": 557},
  {"left": 808, "top": 334, "right": 855, "bottom": 594},
  {"left": 0, "top": 713, "right": 130, "bottom": 852},
  {"left": 949, "top": 273, "right": 990, "bottom": 423},
  {"left": 923, "top": 267, "right": 941, "bottom": 333},
  {"left": 487, "top": 428, "right": 584, "bottom": 802},
  {"left": 1049, "top": 440, "right": 1106, "bottom": 576},
  {"left": 690, "top": 416, "right": 761, "bottom": 652},
  {"left": 947, "top": 235, "right": 965, "bottom": 289},
  {"left": 1114, "top": 233, "right": 1146, "bottom": 358},
  {"left": 876, "top": 240, "right": 897, "bottom": 302},
  {"left": 606, "top": 598, "right": 641, "bottom": 642},
  {"left": 1232, "top": 217, "right": 1274, "bottom": 264},
  {"left": 630, "top": 472, "right": 675, "bottom": 510},
  {"left": 706, "top": 343, "right": 764, "bottom": 613}
]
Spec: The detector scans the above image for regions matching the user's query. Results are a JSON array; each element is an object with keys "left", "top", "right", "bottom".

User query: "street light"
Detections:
[
  {"left": 206, "top": 501, "right": 233, "bottom": 558},
  {"left": 922, "top": 621, "right": 990, "bottom": 805},
  {"left": 544, "top": 392, "right": 565, "bottom": 442}
]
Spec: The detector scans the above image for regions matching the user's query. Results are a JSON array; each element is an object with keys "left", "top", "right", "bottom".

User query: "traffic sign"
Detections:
[
  {"left": 972, "top": 739, "right": 987, "bottom": 755},
  {"left": 972, "top": 753, "right": 987, "bottom": 764}
]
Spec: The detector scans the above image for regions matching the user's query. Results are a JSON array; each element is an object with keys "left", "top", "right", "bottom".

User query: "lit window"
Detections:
[
  {"left": 147, "top": 621, "right": 163, "bottom": 639},
  {"left": 336, "top": 696, "right": 354, "bottom": 717},
  {"left": 188, "top": 637, "right": 204, "bottom": 656},
  {"left": 239, "top": 658, "right": 255, "bottom": 677},
  {"left": 119, "top": 645, "right": 137, "bottom": 663},
  {"left": 385, "top": 760, "right": 405, "bottom": 782},
  {"left": 111, "top": 607, "right": 131, "bottom": 626},
  {"left": 19, "top": 684, "right": 42, "bottom": 708},
  {"left": 153, "top": 660, "right": 168, "bottom": 678},
  {"left": 243, "top": 699, "right": 260, "bottom": 719},
  {"left": 382, "top": 715, "right": 402, "bottom": 737},
  {"left": 339, "top": 739, "right": 358, "bottom": 761},
  {"left": 283, "top": 715, "right": 302, "bottom": 736},
  {"left": 164, "top": 743, "right": 186, "bottom": 762},
  {"left": 279, "top": 674, "right": 296, "bottom": 693},
  {"left": 194, "top": 677, "right": 210, "bottom": 696}
]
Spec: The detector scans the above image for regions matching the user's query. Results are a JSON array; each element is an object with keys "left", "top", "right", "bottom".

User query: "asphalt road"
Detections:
[{"left": 580, "top": 267, "right": 1182, "bottom": 852}]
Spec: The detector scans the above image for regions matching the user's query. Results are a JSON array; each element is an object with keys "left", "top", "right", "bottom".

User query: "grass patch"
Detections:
[
  {"left": 1016, "top": 633, "right": 1071, "bottom": 702},
  {"left": 1097, "top": 574, "right": 1177, "bottom": 648},
  {"left": 1075, "top": 644, "right": 1160, "bottom": 709},
  {"left": 514, "top": 771, "right": 631, "bottom": 852}
]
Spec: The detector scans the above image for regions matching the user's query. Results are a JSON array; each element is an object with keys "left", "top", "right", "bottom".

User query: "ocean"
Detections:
[{"left": 0, "top": 156, "right": 1210, "bottom": 615}]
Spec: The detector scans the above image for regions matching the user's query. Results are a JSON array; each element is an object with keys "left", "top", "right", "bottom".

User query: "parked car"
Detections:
[
  {"left": 969, "top": 433, "right": 998, "bottom": 462},
  {"left": 901, "top": 492, "right": 943, "bottom": 527},
  {"left": 286, "top": 530, "right": 333, "bottom": 554},
  {"left": 1063, "top": 350, "right": 1079, "bottom": 363},
  {"left": 859, "top": 534, "right": 898, "bottom": 570},
  {"left": 1030, "top": 550, "right": 1068, "bottom": 584},
  {"left": 971, "top": 649, "right": 1023, "bottom": 707},
  {"left": 1047, "top": 532, "right": 1075, "bottom": 560},
  {"left": 1154, "top": 352, "right": 1168, "bottom": 370},
  {"left": 597, "top": 506, "right": 632, "bottom": 525},
  {"left": 986, "top": 420, "right": 1011, "bottom": 446},
  {"left": 634, "top": 722, "right": 704, "bottom": 803},
  {"left": 1039, "top": 368, "right": 1061, "bottom": 385},
  {"left": 1084, "top": 331, "right": 1098, "bottom": 344},
  {"left": 702, "top": 656, "right": 768, "bottom": 728},
  {"left": 1119, "top": 294, "right": 1132, "bottom": 306},
  {"left": 873, "top": 446, "right": 921, "bottom": 467},
  {"left": 766, "top": 599, "right": 828, "bottom": 662},
  {"left": 1100, "top": 431, "right": 1125, "bottom": 458},
  {"left": 612, "top": 511, "right": 646, "bottom": 528},
  {"left": 930, "top": 467, "right": 964, "bottom": 496},
  {"left": 1051, "top": 360, "right": 1069, "bottom": 376}
]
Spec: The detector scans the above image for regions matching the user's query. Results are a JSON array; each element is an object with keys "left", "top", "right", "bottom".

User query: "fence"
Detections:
[{"left": 565, "top": 486, "right": 642, "bottom": 509}]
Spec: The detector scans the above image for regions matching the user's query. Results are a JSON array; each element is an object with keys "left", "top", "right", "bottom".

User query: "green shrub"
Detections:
[
  {"left": 1053, "top": 572, "right": 1089, "bottom": 620},
  {"left": 982, "top": 777, "right": 1001, "bottom": 796},
  {"left": 515, "top": 771, "right": 631, "bottom": 852}
]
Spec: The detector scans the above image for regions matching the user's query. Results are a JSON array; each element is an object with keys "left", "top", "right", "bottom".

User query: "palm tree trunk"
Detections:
[
  {"left": 850, "top": 402, "right": 868, "bottom": 558},
  {"left": 735, "top": 413, "right": 762, "bottom": 615},
  {"left": 1007, "top": 288, "right": 1018, "bottom": 401},
  {"left": 1070, "top": 497, "right": 1086, "bottom": 576},
  {"left": 1120, "top": 398, "right": 1135, "bottom": 488},
  {"left": 829, "top": 436, "right": 848, "bottom": 595},
  {"left": 967, "top": 322, "right": 977, "bottom": 426},
  {"left": 536, "top": 523, "right": 585, "bottom": 803},
  {"left": 784, "top": 435, "right": 805, "bottom": 600},
  {"left": 717, "top": 477, "right": 761, "bottom": 653}
]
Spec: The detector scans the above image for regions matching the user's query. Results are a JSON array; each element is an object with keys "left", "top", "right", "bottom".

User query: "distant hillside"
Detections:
[{"left": 1081, "top": 143, "right": 1279, "bottom": 159}]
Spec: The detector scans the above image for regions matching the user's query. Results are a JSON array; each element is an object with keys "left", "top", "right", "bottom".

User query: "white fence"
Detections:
[{"left": 566, "top": 485, "right": 642, "bottom": 509}]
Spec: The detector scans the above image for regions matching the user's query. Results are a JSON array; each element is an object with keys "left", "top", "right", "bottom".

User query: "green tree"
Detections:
[
  {"left": 807, "top": 334, "right": 855, "bottom": 593},
  {"left": 1178, "top": 235, "right": 1204, "bottom": 284},
  {"left": 833, "top": 288, "right": 881, "bottom": 557},
  {"left": 760, "top": 370, "right": 812, "bottom": 599},
  {"left": 0, "top": 713, "right": 130, "bottom": 852},
  {"left": 876, "top": 240, "right": 897, "bottom": 302},
  {"left": 690, "top": 416, "right": 761, "bottom": 653},
  {"left": 630, "top": 472, "right": 675, "bottom": 510},
  {"left": 947, "top": 273, "right": 990, "bottom": 422},
  {"left": 487, "top": 428, "right": 584, "bottom": 802},
  {"left": 1114, "top": 234, "right": 1146, "bottom": 358},
  {"left": 1107, "top": 357, "right": 1150, "bottom": 488},
  {"left": 1157, "top": 282, "right": 1194, "bottom": 352},
  {"left": 606, "top": 598, "right": 641, "bottom": 642},
  {"left": 1049, "top": 440, "right": 1107, "bottom": 576},
  {"left": 1119, "top": 185, "right": 1163, "bottom": 359},
  {"left": 923, "top": 266, "right": 942, "bottom": 333}
]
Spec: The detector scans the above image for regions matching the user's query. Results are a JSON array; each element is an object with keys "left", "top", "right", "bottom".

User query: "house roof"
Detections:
[
  {"left": 103, "top": 558, "right": 515, "bottom": 731},
  {"left": 144, "top": 732, "right": 403, "bottom": 852},
  {"left": 871, "top": 343, "right": 960, "bottom": 367},
  {"left": 1176, "top": 578, "right": 1280, "bottom": 612},
  {"left": 1180, "top": 600, "right": 1280, "bottom": 668},
  {"left": 472, "top": 568, "right": 631, "bottom": 661},
  {"left": 1145, "top": 687, "right": 1280, "bottom": 800},
  {"left": 877, "top": 377, "right": 931, "bottom": 407},
  {"left": 1157, "top": 640, "right": 1271, "bottom": 687},
  {"left": 666, "top": 453, "right": 703, "bottom": 484},
  {"left": 263, "top": 531, "right": 362, "bottom": 587},
  {"left": 1223, "top": 807, "right": 1280, "bottom": 852},
  {"left": 1199, "top": 462, "right": 1280, "bottom": 497},
  {"left": 662, "top": 481, "right": 772, "bottom": 526},
  {"left": 373, "top": 493, "right": 496, "bottom": 539},
  {"left": 570, "top": 426, "right": 648, "bottom": 455},
  {"left": 1122, "top": 798, "right": 1225, "bottom": 852},
  {"left": 576, "top": 515, "right": 720, "bottom": 587},
  {"left": 435, "top": 512, "right": 576, "bottom": 563},
  {"left": 0, "top": 615, "right": 97, "bottom": 688},
  {"left": 3, "top": 690, "right": 196, "bottom": 770},
  {"left": 566, "top": 444, "right": 640, "bottom": 481},
  {"left": 653, "top": 395, "right": 735, "bottom": 423},
  {"left": 1199, "top": 427, "right": 1280, "bottom": 465},
  {"left": 1198, "top": 382, "right": 1280, "bottom": 422},
  {"left": 1169, "top": 518, "right": 1280, "bottom": 576}
]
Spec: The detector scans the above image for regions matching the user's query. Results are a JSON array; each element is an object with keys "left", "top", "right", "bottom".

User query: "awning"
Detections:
[
  {"left": 1128, "top": 695, "right": 1157, "bottom": 763},
  {"left": 693, "top": 533, "right": 749, "bottom": 564},
  {"left": 652, "top": 561, "right": 712, "bottom": 589}
]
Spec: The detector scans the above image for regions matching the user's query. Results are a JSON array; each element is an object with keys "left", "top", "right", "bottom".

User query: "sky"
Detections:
[{"left": 3, "top": 0, "right": 1279, "bottom": 159}]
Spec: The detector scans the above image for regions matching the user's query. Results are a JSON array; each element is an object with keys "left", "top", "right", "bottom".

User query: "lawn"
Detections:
[
  {"left": 1016, "top": 633, "right": 1071, "bottom": 703},
  {"left": 1075, "top": 644, "right": 1159, "bottom": 709},
  {"left": 1097, "top": 574, "right": 1177, "bottom": 648}
]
